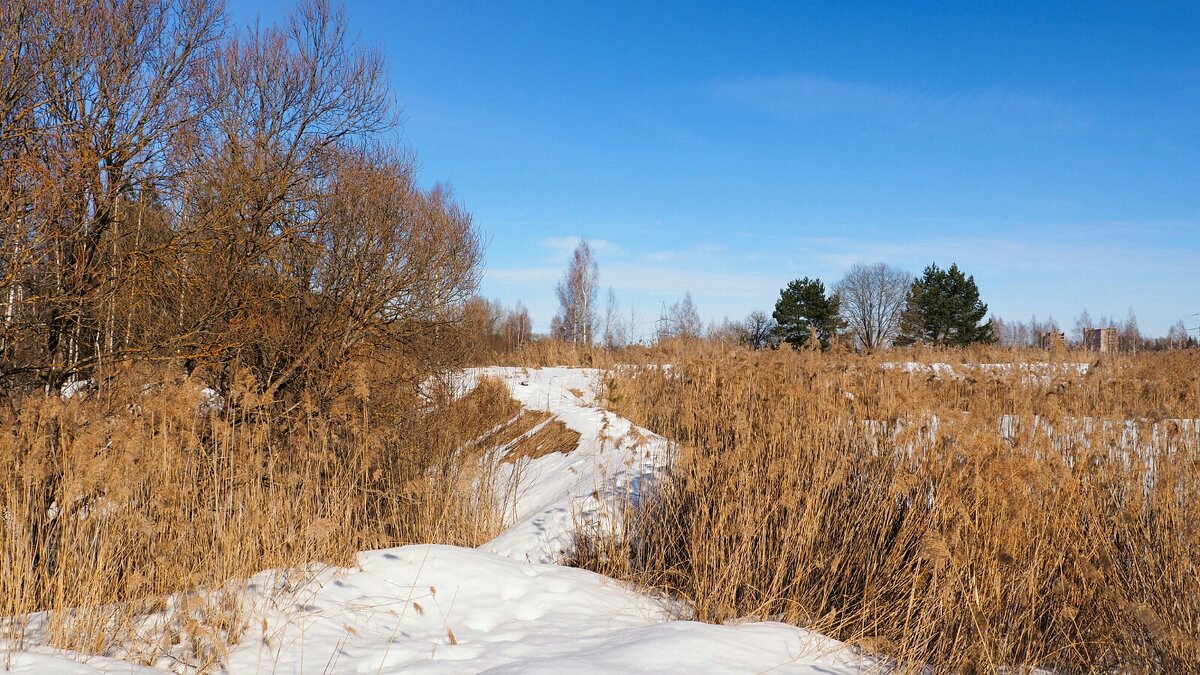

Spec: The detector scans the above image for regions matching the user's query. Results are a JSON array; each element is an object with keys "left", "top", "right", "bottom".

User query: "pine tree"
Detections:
[
  {"left": 895, "top": 263, "right": 995, "bottom": 347},
  {"left": 773, "top": 277, "right": 843, "bottom": 350}
]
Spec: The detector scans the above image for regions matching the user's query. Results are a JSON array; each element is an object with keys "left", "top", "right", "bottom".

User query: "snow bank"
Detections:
[
  {"left": 883, "top": 360, "right": 1091, "bottom": 381},
  {"left": 217, "top": 544, "right": 861, "bottom": 674}
]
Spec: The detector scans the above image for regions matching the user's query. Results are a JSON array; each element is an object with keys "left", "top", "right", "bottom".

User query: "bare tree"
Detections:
[
  {"left": 1119, "top": 307, "right": 1141, "bottom": 350},
  {"left": 459, "top": 297, "right": 531, "bottom": 357},
  {"left": 0, "top": 0, "right": 226, "bottom": 390},
  {"left": 1071, "top": 309, "right": 1094, "bottom": 345},
  {"left": 658, "top": 291, "right": 702, "bottom": 341},
  {"left": 0, "top": 0, "right": 482, "bottom": 404},
  {"left": 551, "top": 239, "right": 599, "bottom": 344},
  {"left": 1167, "top": 320, "right": 1190, "bottom": 348},
  {"left": 500, "top": 301, "right": 532, "bottom": 351},
  {"left": 741, "top": 310, "right": 778, "bottom": 349},
  {"left": 835, "top": 262, "right": 911, "bottom": 350},
  {"left": 602, "top": 287, "right": 626, "bottom": 349},
  {"left": 994, "top": 314, "right": 1063, "bottom": 348}
]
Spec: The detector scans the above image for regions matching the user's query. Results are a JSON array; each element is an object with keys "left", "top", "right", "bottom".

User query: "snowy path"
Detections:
[
  {"left": 474, "top": 367, "right": 669, "bottom": 565},
  {"left": 7, "top": 367, "right": 866, "bottom": 674}
]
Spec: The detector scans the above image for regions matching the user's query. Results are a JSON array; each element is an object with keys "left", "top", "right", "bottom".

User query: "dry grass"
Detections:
[
  {"left": 583, "top": 344, "right": 1200, "bottom": 673},
  {"left": 0, "top": 366, "right": 520, "bottom": 670},
  {"left": 501, "top": 420, "right": 581, "bottom": 464},
  {"left": 487, "top": 410, "right": 553, "bottom": 451}
]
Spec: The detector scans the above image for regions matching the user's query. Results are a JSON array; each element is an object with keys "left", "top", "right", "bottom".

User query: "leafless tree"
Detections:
[
  {"left": 0, "top": 0, "right": 482, "bottom": 404},
  {"left": 459, "top": 297, "right": 532, "bottom": 356},
  {"left": 658, "top": 292, "right": 702, "bottom": 341},
  {"left": 603, "top": 287, "right": 626, "bottom": 348},
  {"left": 551, "top": 240, "right": 599, "bottom": 344},
  {"left": 0, "top": 0, "right": 225, "bottom": 389},
  {"left": 741, "top": 310, "right": 778, "bottom": 349},
  {"left": 835, "top": 262, "right": 911, "bottom": 350},
  {"left": 1072, "top": 309, "right": 1094, "bottom": 345},
  {"left": 500, "top": 301, "right": 532, "bottom": 351},
  {"left": 1167, "top": 320, "right": 1190, "bottom": 348},
  {"left": 1119, "top": 307, "right": 1140, "bottom": 350},
  {"left": 993, "top": 314, "right": 1062, "bottom": 348}
]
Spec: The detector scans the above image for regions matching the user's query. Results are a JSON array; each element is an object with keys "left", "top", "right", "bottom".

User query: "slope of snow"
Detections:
[
  {"left": 4, "top": 367, "right": 867, "bottom": 674},
  {"left": 471, "top": 367, "right": 670, "bottom": 565}
]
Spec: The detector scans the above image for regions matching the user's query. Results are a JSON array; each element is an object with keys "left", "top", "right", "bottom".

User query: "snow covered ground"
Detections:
[{"left": 4, "top": 367, "right": 868, "bottom": 674}]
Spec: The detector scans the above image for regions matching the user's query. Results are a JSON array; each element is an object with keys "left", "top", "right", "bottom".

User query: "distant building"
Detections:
[
  {"left": 1083, "top": 327, "right": 1120, "bottom": 353},
  {"left": 1039, "top": 331, "right": 1065, "bottom": 350}
]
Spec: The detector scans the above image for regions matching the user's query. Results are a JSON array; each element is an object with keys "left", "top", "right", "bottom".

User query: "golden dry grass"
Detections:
[
  {"left": 487, "top": 410, "right": 553, "bottom": 450},
  {"left": 500, "top": 419, "right": 581, "bottom": 464},
  {"left": 583, "top": 344, "right": 1200, "bottom": 673},
  {"left": 0, "top": 368, "right": 521, "bottom": 670}
]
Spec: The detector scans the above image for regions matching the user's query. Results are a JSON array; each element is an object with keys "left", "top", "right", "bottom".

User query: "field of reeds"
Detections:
[
  {"left": 0, "top": 364, "right": 519, "bottom": 669},
  {"left": 582, "top": 344, "right": 1200, "bottom": 673}
]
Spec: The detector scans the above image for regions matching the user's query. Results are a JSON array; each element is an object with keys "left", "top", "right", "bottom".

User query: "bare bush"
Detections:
[
  {"left": 0, "top": 0, "right": 482, "bottom": 415},
  {"left": 0, "top": 0, "right": 490, "bottom": 662}
]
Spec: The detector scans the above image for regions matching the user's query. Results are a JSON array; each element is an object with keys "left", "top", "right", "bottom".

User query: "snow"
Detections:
[
  {"left": 471, "top": 367, "right": 670, "bottom": 564},
  {"left": 4, "top": 367, "right": 868, "bottom": 674},
  {"left": 0, "top": 647, "right": 162, "bottom": 674},
  {"left": 217, "top": 545, "right": 861, "bottom": 674},
  {"left": 883, "top": 360, "right": 1091, "bottom": 381}
]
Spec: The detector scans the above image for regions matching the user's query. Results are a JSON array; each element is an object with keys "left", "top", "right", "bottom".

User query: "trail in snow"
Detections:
[
  {"left": 5, "top": 367, "right": 867, "bottom": 674},
  {"left": 471, "top": 367, "right": 669, "bottom": 565}
]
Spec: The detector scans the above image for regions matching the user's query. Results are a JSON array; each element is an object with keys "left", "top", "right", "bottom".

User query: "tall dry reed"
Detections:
[
  {"left": 0, "top": 365, "right": 515, "bottom": 669},
  {"left": 590, "top": 345, "right": 1199, "bottom": 673}
]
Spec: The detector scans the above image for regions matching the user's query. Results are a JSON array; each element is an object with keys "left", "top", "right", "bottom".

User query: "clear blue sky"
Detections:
[{"left": 229, "top": 1, "right": 1200, "bottom": 338}]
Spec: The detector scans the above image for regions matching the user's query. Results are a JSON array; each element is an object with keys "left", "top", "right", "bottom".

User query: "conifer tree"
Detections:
[
  {"left": 773, "top": 277, "right": 843, "bottom": 350},
  {"left": 895, "top": 263, "right": 995, "bottom": 346}
]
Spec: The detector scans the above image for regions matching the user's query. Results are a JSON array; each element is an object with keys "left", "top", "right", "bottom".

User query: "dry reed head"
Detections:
[{"left": 588, "top": 343, "right": 1200, "bottom": 673}]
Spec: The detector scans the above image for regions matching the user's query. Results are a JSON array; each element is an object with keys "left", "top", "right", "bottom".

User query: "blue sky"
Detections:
[{"left": 229, "top": 1, "right": 1200, "bottom": 338}]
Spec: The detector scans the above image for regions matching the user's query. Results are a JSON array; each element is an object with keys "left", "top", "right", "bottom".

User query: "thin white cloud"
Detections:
[
  {"left": 541, "top": 236, "right": 620, "bottom": 256},
  {"left": 704, "top": 74, "right": 1092, "bottom": 134}
]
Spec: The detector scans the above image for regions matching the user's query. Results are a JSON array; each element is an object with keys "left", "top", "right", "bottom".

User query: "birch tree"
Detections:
[
  {"left": 552, "top": 240, "right": 598, "bottom": 344},
  {"left": 603, "top": 287, "right": 626, "bottom": 348}
]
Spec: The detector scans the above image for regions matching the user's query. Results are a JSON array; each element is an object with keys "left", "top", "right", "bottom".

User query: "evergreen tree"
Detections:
[
  {"left": 773, "top": 277, "right": 843, "bottom": 350},
  {"left": 895, "top": 263, "right": 995, "bottom": 346}
]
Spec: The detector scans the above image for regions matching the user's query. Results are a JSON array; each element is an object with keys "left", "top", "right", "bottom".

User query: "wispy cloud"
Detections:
[
  {"left": 703, "top": 74, "right": 1092, "bottom": 134},
  {"left": 541, "top": 236, "right": 621, "bottom": 257},
  {"left": 484, "top": 235, "right": 787, "bottom": 335}
]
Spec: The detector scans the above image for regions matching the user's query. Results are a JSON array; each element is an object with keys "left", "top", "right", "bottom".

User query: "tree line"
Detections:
[
  {"left": 0, "top": 0, "right": 481, "bottom": 404},
  {"left": 537, "top": 242, "right": 995, "bottom": 351},
  {"left": 767, "top": 262, "right": 994, "bottom": 351},
  {"left": 534, "top": 241, "right": 1194, "bottom": 353}
]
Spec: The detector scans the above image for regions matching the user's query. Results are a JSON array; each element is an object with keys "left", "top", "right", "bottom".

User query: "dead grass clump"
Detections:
[
  {"left": 501, "top": 419, "right": 581, "bottom": 464},
  {"left": 422, "top": 376, "right": 523, "bottom": 453},
  {"left": 588, "top": 344, "right": 1200, "bottom": 673},
  {"left": 487, "top": 410, "right": 553, "bottom": 450}
]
